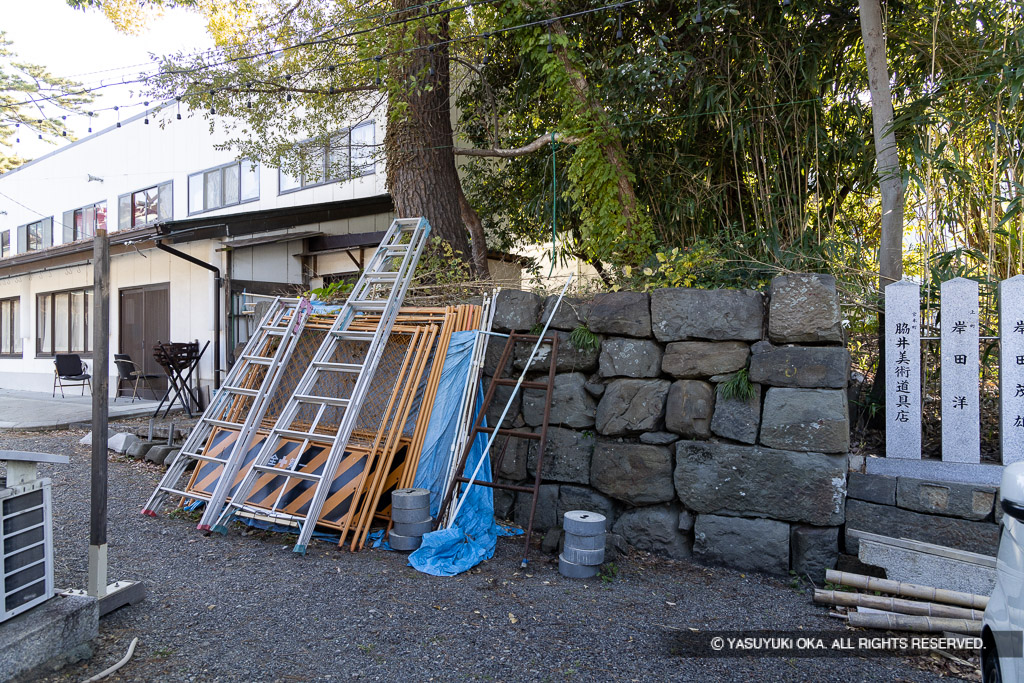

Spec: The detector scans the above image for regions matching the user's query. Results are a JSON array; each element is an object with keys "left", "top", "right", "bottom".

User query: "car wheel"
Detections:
[{"left": 982, "top": 637, "right": 1002, "bottom": 683}]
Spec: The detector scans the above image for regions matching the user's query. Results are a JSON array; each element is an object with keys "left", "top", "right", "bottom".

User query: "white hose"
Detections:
[{"left": 82, "top": 637, "right": 138, "bottom": 683}]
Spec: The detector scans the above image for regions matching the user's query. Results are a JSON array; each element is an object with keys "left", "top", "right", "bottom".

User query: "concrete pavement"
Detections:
[{"left": 0, "top": 388, "right": 169, "bottom": 430}]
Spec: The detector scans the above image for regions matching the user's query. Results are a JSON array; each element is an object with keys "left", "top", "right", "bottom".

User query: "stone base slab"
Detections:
[
  {"left": 865, "top": 457, "right": 1002, "bottom": 486},
  {"left": 0, "top": 594, "right": 98, "bottom": 681},
  {"left": 856, "top": 533, "right": 996, "bottom": 596}
]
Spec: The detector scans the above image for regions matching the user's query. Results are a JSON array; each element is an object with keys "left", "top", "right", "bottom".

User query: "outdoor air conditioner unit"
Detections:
[{"left": 1, "top": 452, "right": 66, "bottom": 623}]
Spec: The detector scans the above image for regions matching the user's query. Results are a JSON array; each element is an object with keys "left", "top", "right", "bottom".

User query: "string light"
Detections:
[
  {"left": 374, "top": 55, "right": 383, "bottom": 86},
  {"left": 616, "top": 5, "right": 623, "bottom": 40},
  {"left": 482, "top": 32, "right": 491, "bottom": 66},
  {"left": 547, "top": 21, "right": 554, "bottom": 53},
  {"left": 695, "top": 0, "right": 703, "bottom": 24},
  {"left": 176, "top": 97, "right": 182, "bottom": 120},
  {"left": 115, "top": 106, "right": 121, "bottom": 128}
]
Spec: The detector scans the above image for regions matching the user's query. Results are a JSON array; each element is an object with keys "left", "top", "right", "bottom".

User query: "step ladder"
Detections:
[
  {"left": 435, "top": 331, "right": 559, "bottom": 566},
  {"left": 210, "top": 217, "right": 431, "bottom": 554},
  {"left": 142, "top": 296, "right": 314, "bottom": 520}
]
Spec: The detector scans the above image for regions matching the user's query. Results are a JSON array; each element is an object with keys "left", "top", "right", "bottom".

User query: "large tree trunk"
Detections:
[
  {"left": 384, "top": 1, "right": 490, "bottom": 277},
  {"left": 859, "top": 0, "right": 904, "bottom": 290},
  {"left": 860, "top": 0, "right": 905, "bottom": 429}
]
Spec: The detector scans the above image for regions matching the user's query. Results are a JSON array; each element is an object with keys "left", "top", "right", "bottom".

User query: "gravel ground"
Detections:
[{"left": 3, "top": 422, "right": 970, "bottom": 683}]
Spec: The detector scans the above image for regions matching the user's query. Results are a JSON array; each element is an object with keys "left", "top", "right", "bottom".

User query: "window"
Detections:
[
  {"left": 0, "top": 298, "right": 21, "bottom": 356},
  {"left": 36, "top": 288, "right": 91, "bottom": 356},
  {"left": 62, "top": 201, "right": 107, "bottom": 243},
  {"left": 188, "top": 160, "right": 259, "bottom": 215},
  {"left": 1, "top": 231, "right": 9, "bottom": 258},
  {"left": 16, "top": 218, "right": 53, "bottom": 252},
  {"left": 118, "top": 181, "right": 172, "bottom": 230},
  {"left": 279, "top": 121, "right": 376, "bottom": 193}
]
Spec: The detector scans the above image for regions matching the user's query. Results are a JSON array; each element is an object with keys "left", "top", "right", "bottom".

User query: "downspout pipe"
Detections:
[{"left": 156, "top": 240, "right": 222, "bottom": 390}]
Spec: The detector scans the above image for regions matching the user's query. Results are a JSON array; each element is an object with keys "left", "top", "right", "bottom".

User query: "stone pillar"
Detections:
[
  {"left": 1000, "top": 275, "right": 1024, "bottom": 465},
  {"left": 940, "top": 277, "right": 979, "bottom": 463},
  {"left": 885, "top": 280, "right": 921, "bottom": 459}
]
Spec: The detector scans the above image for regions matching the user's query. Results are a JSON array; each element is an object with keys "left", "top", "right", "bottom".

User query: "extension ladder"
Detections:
[
  {"left": 142, "top": 296, "right": 313, "bottom": 520},
  {"left": 210, "top": 217, "right": 431, "bottom": 554}
]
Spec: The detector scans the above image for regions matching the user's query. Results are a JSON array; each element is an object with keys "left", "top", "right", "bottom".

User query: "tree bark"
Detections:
[
  {"left": 859, "top": 0, "right": 905, "bottom": 291},
  {"left": 384, "top": 1, "right": 490, "bottom": 277}
]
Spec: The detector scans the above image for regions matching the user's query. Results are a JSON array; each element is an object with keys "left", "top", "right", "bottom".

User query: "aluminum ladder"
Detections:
[
  {"left": 210, "top": 217, "right": 431, "bottom": 554},
  {"left": 142, "top": 296, "right": 313, "bottom": 520}
]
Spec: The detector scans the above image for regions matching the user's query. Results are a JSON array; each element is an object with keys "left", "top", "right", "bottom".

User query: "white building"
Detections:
[{"left": 0, "top": 104, "right": 405, "bottom": 397}]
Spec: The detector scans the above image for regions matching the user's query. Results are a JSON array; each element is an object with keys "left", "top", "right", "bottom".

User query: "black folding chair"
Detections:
[
  {"left": 53, "top": 354, "right": 91, "bottom": 398},
  {"left": 114, "top": 353, "right": 160, "bottom": 403}
]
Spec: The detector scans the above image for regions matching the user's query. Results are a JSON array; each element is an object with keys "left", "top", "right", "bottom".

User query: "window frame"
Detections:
[
  {"left": 1, "top": 230, "right": 10, "bottom": 258},
  {"left": 278, "top": 121, "right": 376, "bottom": 195},
  {"left": 62, "top": 201, "right": 108, "bottom": 243},
  {"left": 35, "top": 287, "right": 91, "bottom": 358},
  {"left": 17, "top": 217, "right": 53, "bottom": 253},
  {"left": 187, "top": 160, "right": 260, "bottom": 216},
  {"left": 118, "top": 180, "right": 173, "bottom": 230},
  {"left": 0, "top": 297, "right": 21, "bottom": 358}
]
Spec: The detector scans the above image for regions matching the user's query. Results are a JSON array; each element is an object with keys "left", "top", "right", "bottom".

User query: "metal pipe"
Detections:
[{"left": 156, "top": 241, "right": 221, "bottom": 389}]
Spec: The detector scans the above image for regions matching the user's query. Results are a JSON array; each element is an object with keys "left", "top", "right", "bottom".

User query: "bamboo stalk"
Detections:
[
  {"left": 847, "top": 610, "right": 981, "bottom": 635},
  {"left": 825, "top": 570, "right": 989, "bottom": 609},
  {"left": 814, "top": 589, "right": 984, "bottom": 621}
]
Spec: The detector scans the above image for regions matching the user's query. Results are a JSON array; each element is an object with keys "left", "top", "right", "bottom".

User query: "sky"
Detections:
[{"left": 4, "top": 0, "right": 213, "bottom": 159}]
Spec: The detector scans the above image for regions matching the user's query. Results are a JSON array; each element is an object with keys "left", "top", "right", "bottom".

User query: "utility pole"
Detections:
[
  {"left": 88, "top": 226, "right": 109, "bottom": 598},
  {"left": 75, "top": 225, "right": 146, "bottom": 615}
]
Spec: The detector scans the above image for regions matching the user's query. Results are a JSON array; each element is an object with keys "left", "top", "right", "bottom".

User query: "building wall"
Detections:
[
  {"left": 0, "top": 106, "right": 387, "bottom": 253},
  {"left": 0, "top": 240, "right": 220, "bottom": 394}
]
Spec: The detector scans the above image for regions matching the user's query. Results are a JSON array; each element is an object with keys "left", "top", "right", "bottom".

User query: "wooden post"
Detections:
[{"left": 89, "top": 227, "right": 109, "bottom": 598}]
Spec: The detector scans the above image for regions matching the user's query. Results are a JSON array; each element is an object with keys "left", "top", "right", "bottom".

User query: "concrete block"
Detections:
[
  {"left": 0, "top": 594, "right": 98, "bottom": 681},
  {"left": 857, "top": 535, "right": 996, "bottom": 596},
  {"left": 107, "top": 433, "right": 139, "bottom": 454}
]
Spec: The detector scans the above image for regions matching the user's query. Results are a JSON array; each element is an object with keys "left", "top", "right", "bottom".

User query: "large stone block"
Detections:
[
  {"left": 514, "top": 330, "right": 600, "bottom": 374},
  {"left": 523, "top": 372, "right": 596, "bottom": 429},
  {"left": 768, "top": 273, "right": 844, "bottom": 344},
  {"left": 591, "top": 440, "right": 675, "bottom": 506},
  {"left": 514, "top": 483, "right": 560, "bottom": 531},
  {"left": 492, "top": 289, "right": 542, "bottom": 332},
  {"left": 483, "top": 336, "right": 509, "bottom": 377},
  {"left": 587, "top": 291, "right": 652, "bottom": 338},
  {"left": 541, "top": 295, "right": 592, "bottom": 331},
  {"left": 598, "top": 337, "right": 663, "bottom": 378},
  {"left": 651, "top": 288, "right": 764, "bottom": 342},
  {"left": 693, "top": 515, "right": 790, "bottom": 575},
  {"left": 895, "top": 477, "right": 996, "bottom": 521},
  {"left": 790, "top": 525, "right": 839, "bottom": 581},
  {"left": 665, "top": 380, "right": 714, "bottom": 438},
  {"left": 595, "top": 379, "right": 670, "bottom": 435},
  {"left": 493, "top": 489, "right": 516, "bottom": 520},
  {"left": 847, "top": 472, "right": 897, "bottom": 506},
  {"left": 484, "top": 383, "right": 522, "bottom": 429},
  {"left": 493, "top": 434, "right": 530, "bottom": 481},
  {"left": 759, "top": 388, "right": 849, "bottom": 453},
  {"left": 844, "top": 499, "right": 1000, "bottom": 556},
  {"left": 709, "top": 383, "right": 761, "bottom": 445},
  {"left": 661, "top": 341, "right": 750, "bottom": 379},
  {"left": 557, "top": 486, "right": 617, "bottom": 528},
  {"left": 612, "top": 504, "right": 692, "bottom": 559},
  {"left": 674, "top": 440, "right": 847, "bottom": 525},
  {"left": 748, "top": 346, "right": 850, "bottom": 389},
  {"left": 527, "top": 427, "right": 595, "bottom": 485}
]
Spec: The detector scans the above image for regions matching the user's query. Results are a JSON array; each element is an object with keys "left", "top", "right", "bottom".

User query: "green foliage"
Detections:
[
  {"left": 568, "top": 324, "right": 600, "bottom": 353},
  {"left": 720, "top": 368, "right": 755, "bottom": 402},
  {"left": 0, "top": 31, "right": 91, "bottom": 172},
  {"left": 598, "top": 562, "right": 618, "bottom": 583},
  {"left": 616, "top": 244, "right": 722, "bottom": 292},
  {"left": 305, "top": 280, "right": 353, "bottom": 304}
]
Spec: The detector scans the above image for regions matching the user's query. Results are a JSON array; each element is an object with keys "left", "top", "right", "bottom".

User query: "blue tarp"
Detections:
[{"left": 406, "top": 331, "right": 520, "bottom": 576}]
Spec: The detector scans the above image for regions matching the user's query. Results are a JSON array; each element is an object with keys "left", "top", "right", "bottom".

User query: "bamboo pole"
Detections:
[
  {"left": 813, "top": 589, "right": 984, "bottom": 621},
  {"left": 846, "top": 610, "right": 981, "bottom": 635},
  {"left": 825, "top": 570, "right": 989, "bottom": 609}
]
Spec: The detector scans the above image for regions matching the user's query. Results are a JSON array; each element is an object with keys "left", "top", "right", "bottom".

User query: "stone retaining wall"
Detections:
[{"left": 487, "top": 273, "right": 851, "bottom": 578}]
